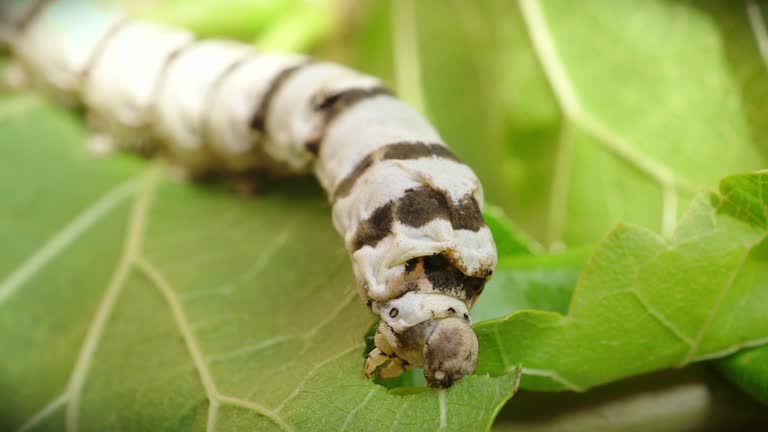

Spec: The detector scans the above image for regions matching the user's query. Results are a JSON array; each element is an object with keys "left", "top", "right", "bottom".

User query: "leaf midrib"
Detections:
[{"left": 517, "top": 0, "right": 700, "bottom": 244}]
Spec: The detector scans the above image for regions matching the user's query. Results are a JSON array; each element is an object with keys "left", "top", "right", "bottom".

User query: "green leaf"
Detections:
[
  {"left": 135, "top": 0, "right": 299, "bottom": 40},
  {"left": 0, "top": 96, "right": 519, "bottom": 431},
  {"left": 494, "top": 365, "right": 768, "bottom": 432},
  {"left": 719, "top": 344, "right": 768, "bottom": 405},
  {"left": 482, "top": 205, "right": 541, "bottom": 258},
  {"left": 130, "top": 0, "right": 335, "bottom": 53},
  {"left": 472, "top": 249, "right": 588, "bottom": 323},
  {"left": 390, "top": 0, "right": 768, "bottom": 249},
  {"left": 474, "top": 171, "right": 768, "bottom": 391}
]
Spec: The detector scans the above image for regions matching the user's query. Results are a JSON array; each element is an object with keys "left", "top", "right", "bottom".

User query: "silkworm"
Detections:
[{"left": 0, "top": 0, "right": 497, "bottom": 388}]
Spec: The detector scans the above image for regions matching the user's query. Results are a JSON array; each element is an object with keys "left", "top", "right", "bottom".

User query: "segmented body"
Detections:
[{"left": 0, "top": 0, "right": 497, "bottom": 387}]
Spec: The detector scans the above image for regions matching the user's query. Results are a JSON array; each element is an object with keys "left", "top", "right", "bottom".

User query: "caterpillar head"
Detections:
[
  {"left": 364, "top": 293, "right": 478, "bottom": 388},
  {"left": 422, "top": 317, "right": 478, "bottom": 387}
]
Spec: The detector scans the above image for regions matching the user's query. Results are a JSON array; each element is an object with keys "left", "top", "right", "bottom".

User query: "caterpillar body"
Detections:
[{"left": 1, "top": 0, "right": 498, "bottom": 388}]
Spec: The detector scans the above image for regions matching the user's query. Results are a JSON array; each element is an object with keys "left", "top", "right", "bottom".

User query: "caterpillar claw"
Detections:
[{"left": 364, "top": 347, "right": 390, "bottom": 379}]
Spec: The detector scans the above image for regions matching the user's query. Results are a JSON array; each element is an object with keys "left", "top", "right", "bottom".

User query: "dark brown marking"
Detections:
[
  {"left": 352, "top": 201, "right": 394, "bottom": 250},
  {"left": 404, "top": 259, "right": 418, "bottom": 274},
  {"left": 313, "top": 86, "right": 391, "bottom": 111},
  {"left": 305, "top": 86, "right": 391, "bottom": 154},
  {"left": 333, "top": 153, "right": 375, "bottom": 200},
  {"left": 397, "top": 187, "right": 451, "bottom": 229},
  {"left": 382, "top": 142, "right": 459, "bottom": 162},
  {"left": 422, "top": 254, "right": 487, "bottom": 301},
  {"left": 450, "top": 194, "right": 484, "bottom": 231},
  {"left": 250, "top": 62, "right": 310, "bottom": 132},
  {"left": 351, "top": 187, "right": 486, "bottom": 253},
  {"left": 333, "top": 142, "right": 460, "bottom": 202}
]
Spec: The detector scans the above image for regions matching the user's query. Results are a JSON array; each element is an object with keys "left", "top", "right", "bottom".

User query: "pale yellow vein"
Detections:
[
  {"left": 137, "top": 255, "right": 295, "bottom": 432},
  {"left": 339, "top": 387, "right": 377, "bottom": 432},
  {"left": 521, "top": 367, "right": 584, "bottom": 392},
  {"left": 518, "top": 0, "right": 694, "bottom": 239},
  {"left": 66, "top": 168, "right": 158, "bottom": 432},
  {"left": 16, "top": 393, "right": 68, "bottom": 432},
  {"left": 275, "top": 343, "right": 365, "bottom": 413},
  {"left": 137, "top": 256, "right": 221, "bottom": 431},
  {"left": 0, "top": 180, "right": 136, "bottom": 303},
  {"left": 680, "top": 248, "right": 751, "bottom": 365},
  {"left": 437, "top": 389, "right": 447, "bottom": 432}
]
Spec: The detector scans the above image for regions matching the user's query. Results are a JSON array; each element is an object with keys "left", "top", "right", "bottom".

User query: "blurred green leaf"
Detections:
[
  {"left": 493, "top": 365, "right": 768, "bottom": 432},
  {"left": 0, "top": 96, "right": 518, "bottom": 431},
  {"left": 482, "top": 205, "right": 541, "bottom": 258},
  {"left": 375, "top": 0, "right": 768, "bottom": 248},
  {"left": 719, "top": 344, "right": 768, "bottom": 405},
  {"left": 135, "top": 0, "right": 297, "bottom": 40},
  {"left": 474, "top": 171, "right": 768, "bottom": 391},
  {"left": 472, "top": 249, "right": 588, "bottom": 323}
]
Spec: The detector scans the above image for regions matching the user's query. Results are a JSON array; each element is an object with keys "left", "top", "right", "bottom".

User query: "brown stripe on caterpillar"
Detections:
[
  {"left": 146, "top": 38, "right": 197, "bottom": 145},
  {"left": 352, "top": 185, "right": 486, "bottom": 250},
  {"left": 333, "top": 141, "right": 461, "bottom": 201},
  {"left": 352, "top": 200, "right": 394, "bottom": 251},
  {"left": 79, "top": 17, "right": 131, "bottom": 88},
  {"left": 419, "top": 254, "right": 486, "bottom": 302},
  {"left": 395, "top": 186, "right": 484, "bottom": 231},
  {"left": 394, "top": 255, "right": 487, "bottom": 303},
  {"left": 200, "top": 54, "right": 254, "bottom": 166},
  {"left": 249, "top": 61, "right": 312, "bottom": 133},
  {"left": 305, "top": 85, "right": 392, "bottom": 155}
]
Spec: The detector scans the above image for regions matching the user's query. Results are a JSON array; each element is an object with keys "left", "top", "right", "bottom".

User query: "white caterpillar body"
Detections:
[{"left": 1, "top": 0, "right": 498, "bottom": 388}]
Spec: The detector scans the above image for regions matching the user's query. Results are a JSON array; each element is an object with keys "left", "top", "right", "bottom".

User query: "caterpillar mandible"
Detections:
[{"left": 0, "top": 0, "right": 498, "bottom": 388}]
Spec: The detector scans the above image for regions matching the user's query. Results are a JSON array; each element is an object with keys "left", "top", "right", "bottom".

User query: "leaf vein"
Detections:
[
  {"left": 681, "top": 247, "right": 751, "bottom": 364},
  {"left": 0, "top": 180, "right": 136, "bottom": 304},
  {"left": 517, "top": 0, "right": 697, "bottom": 236},
  {"left": 437, "top": 389, "right": 447, "bottom": 432},
  {"left": 65, "top": 168, "right": 157, "bottom": 432},
  {"left": 521, "top": 367, "right": 583, "bottom": 392},
  {"left": 137, "top": 255, "right": 296, "bottom": 432},
  {"left": 339, "top": 387, "right": 377, "bottom": 432},
  {"left": 16, "top": 393, "right": 69, "bottom": 432},
  {"left": 275, "top": 343, "right": 365, "bottom": 413}
]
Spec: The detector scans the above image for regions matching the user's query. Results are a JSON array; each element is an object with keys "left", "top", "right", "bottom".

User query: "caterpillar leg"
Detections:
[
  {"left": 365, "top": 305, "right": 478, "bottom": 388},
  {"left": 365, "top": 323, "right": 411, "bottom": 380},
  {"left": 364, "top": 348, "right": 409, "bottom": 379}
]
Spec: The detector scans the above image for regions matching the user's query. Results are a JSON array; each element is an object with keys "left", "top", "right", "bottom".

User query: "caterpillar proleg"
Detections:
[{"left": 1, "top": 0, "right": 498, "bottom": 388}]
